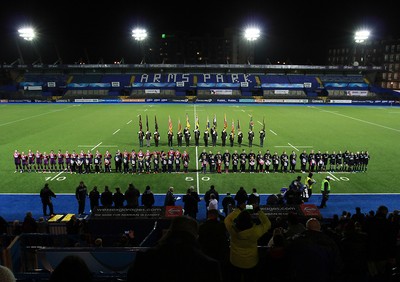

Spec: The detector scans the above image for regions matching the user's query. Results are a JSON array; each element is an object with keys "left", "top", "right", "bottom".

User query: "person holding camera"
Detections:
[{"left": 224, "top": 203, "right": 271, "bottom": 282}]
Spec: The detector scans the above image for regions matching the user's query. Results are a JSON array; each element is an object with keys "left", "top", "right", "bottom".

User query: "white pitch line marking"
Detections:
[
  {"left": 113, "top": 129, "right": 120, "bottom": 135},
  {"left": 318, "top": 109, "right": 400, "bottom": 133},
  {"left": 327, "top": 172, "right": 340, "bottom": 181},
  {"left": 269, "top": 130, "right": 277, "bottom": 135},
  {"left": 127, "top": 120, "right": 132, "bottom": 124},
  {"left": 288, "top": 143, "right": 299, "bottom": 151},
  {"left": 257, "top": 121, "right": 263, "bottom": 125},
  {"left": 91, "top": 142, "right": 102, "bottom": 151},
  {"left": 0, "top": 105, "right": 76, "bottom": 127},
  {"left": 50, "top": 171, "right": 64, "bottom": 181},
  {"left": 193, "top": 105, "right": 200, "bottom": 194}
]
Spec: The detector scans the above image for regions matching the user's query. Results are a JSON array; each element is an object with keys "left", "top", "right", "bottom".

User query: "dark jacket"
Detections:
[
  {"left": 127, "top": 231, "right": 222, "bottom": 282},
  {"left": 40, "top": 186, "right": 56, "bottom": 204}
]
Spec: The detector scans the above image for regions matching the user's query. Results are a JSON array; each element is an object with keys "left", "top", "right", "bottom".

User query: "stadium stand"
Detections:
[{"left": 1, "top": 63, "right": 398, "bottom": 103}]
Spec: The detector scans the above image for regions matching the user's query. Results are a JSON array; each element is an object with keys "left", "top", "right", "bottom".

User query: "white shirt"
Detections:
[{"left": 208, "top": 199, "right": 218, "bottom": 210}]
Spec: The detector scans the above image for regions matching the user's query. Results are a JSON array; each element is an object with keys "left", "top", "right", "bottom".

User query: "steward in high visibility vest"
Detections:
[
  {"left": 319, "top": 176, "right": 331, "bottom": 208},
  {"left": 304, "top": 172, "right": 316, "bottom": 201}
]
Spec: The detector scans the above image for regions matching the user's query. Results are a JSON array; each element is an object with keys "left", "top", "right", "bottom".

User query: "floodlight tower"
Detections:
[
  {"left": 244, "top": 27, "right": 260, "bottom": 64},
  {"left": 132, "top": 28, "right": 148, "bottom": 64},
  {"left": 353, "top": 29, "right": 370, "bottom": 66}
]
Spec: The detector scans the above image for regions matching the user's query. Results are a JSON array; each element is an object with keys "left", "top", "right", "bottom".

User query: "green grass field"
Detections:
[{"left": 1, "top": 103, "right": 400, "bottom": 196}]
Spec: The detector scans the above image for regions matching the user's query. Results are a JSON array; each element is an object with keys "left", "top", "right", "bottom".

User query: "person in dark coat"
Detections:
[
  {"left": 164, "top": 187, "right": 177, "bottom": 206},
  {"left": 222, "top": 192, "right": 236, "bottom": 217},
  {"left": 190, "top": 186, "right": 201, "bottom": 219},
  {"left": 198, "top": 208, "right": 230, "bottom": 281},
  {"left": 234, "top": 186, "right": 248, "bottom": 207},
  {"left": 0, "top": 215, "right": 8, "bottom": 234},
  {"left": 183, "top": 188, "right": 198, "bottom": 219},
  {"left": 75, "top": 181, "right": 88, "bottom": 215},
  {"left": 204, "top": 185, "right": 219, "bottom": 209},
  {"left": 88, "top": 186, "right": 100, "bottom": 212},
  {"left": 247, "top": 188, "right": 260, "bottom": 206},
  {"left": 141, "top": 185, "right": 155, "bottom": 208},
  {"left": 113, "top": 187, "right": 125, "bottom": 208},
  {"left": 127, "top": 216, "right": 223, "bottom": 282},
  {"left": 286, "top": 218, "right": 343, "bottom": 282},
  {"left": 100, "top": 185, "right": 113, "bottom": 207},
  {"left": 49, "top": 254, "right": 92, "bottom": 282},
  {"left": 40, "top": 183, "right": 56, "bottom": 216},
  {"left": 125, "top": 183, "right": 140, "bottom": 208},
  {"left": 21, "top": 211, "right": 37, "bottom": 233}
]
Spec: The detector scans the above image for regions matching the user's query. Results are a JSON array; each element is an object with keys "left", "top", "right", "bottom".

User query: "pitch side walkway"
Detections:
[{"left": 0, "top": 193, "right": 399, "bottom": 222}]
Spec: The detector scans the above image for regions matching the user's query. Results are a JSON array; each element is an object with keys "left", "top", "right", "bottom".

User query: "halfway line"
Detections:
[
  {"left": 194, "top": 105, "right": 200, "bottom": 194},
  {"left": 113, "top": 129, "right": 120, "bottom": 135},
  {"left": 269, "top": 130, "right": 277, "bottom": 135}
]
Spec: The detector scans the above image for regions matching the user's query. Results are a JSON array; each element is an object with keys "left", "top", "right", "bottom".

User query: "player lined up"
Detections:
[
  {"left": 198, "top": 148, "right": 369, "bottom": 174},
  {"left": 13, "top": 148, "right": 369, "bottom": 174},
  {"left": 13, "top": 148, "right": 190, "bottom": 174}
]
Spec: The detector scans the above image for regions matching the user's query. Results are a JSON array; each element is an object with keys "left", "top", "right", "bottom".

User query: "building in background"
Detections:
[{"left": 328, "top": 37, "right": 400, "bottom": 90}]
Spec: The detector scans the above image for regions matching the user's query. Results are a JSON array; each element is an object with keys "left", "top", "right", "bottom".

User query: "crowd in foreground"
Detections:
[{"left": 1, "top": 194, "right": 400, "bottom": 282}]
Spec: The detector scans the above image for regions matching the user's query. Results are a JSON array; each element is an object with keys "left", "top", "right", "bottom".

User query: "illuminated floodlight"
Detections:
[
  {"left": 354, "top": 30, "right": 370, "bottom": 43},
  {"left": 18, "top": 27, "right": 36, "bottom": 41},
  {"left": 244, "top": 27, "right": 260, "bottom": 41},
  {"left": 132, "top": 28, "right": 148, "bottom": 41}
]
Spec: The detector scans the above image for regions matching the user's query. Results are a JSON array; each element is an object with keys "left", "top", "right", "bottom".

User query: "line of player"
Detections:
[{"left": 13, "top": 148, "right": 369, "bottom": 174}]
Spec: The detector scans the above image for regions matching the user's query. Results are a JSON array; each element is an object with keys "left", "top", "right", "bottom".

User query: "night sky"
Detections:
[{"left": 0, "top": 0, "right": 399, "bottom": 65}]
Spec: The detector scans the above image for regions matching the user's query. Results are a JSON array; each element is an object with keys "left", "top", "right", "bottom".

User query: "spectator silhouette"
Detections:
[
  {"left": 234, "top": 186, "right": 248, "bottom": 207},
  {"left": 198, "top": 209, "right": 230, "bottom": 280},
  {"left": 364, "top": 205, "right": 397, "bottom": 281},
  {"left": 0, "top": 215, "right": 8, "bottom": 234},
  {"left": 222, "top": 192, "right": 235, "bottom": 217},
  {"left": 49, "top": 255, "right": 92, "bottom": 282},
  {"left": 283, "top": 212, "right": 305, "bottom": 240},
  {"left": 204, "top": 185, "right": 219, "bottom": 208},
  {"left": 247, "top": 188, "right": 260, "bottom": 206},
  {"left": 100, "top": 185, "right": 113, "bottom": 207},
  {"left": 21, "top": 211, "right": 37, "bottom": 233},
  {"left": 127, "top": 215, "right": 223, "bottom": 282},
  {"left": 113, "top": 187, "right": 125, "bottom": 208},
  {"left": 40, "top": 183, "right": 56, "bottom": 216},
  {"left": 37, "top": 217, "right": 49, "bottom": 233},
  {"left": 141, "top": 185, "right": 155, "bottom": 208},
  {"left": 339, "top": 219, "right": 369, "bottom": 282},
  {"left": 75, "top": 181, "right": 88, "bottom": 214},
  {"left": 189, "top": 186, "right": 201, "bottom": 219},
  {"left": 183, "top": 188, "right": 198, "bottom": 219},
  {"left": 164, "top": 186, "right": 177, "bottom": 206},
  {"left": 11, "top": 220, "right": 22, "bottom": 236},
  {"left": 0, "top": 265, "right": 16, "bottom": 282},
  {"left": 88, "top": 186, "right": 100, "bottom": 212},
  {"left": 286, "top": 217, "right": 343, "bottom": 282},
  {"left": 125, "top": 183, "right": 140, "bottom": 208}
]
